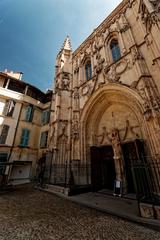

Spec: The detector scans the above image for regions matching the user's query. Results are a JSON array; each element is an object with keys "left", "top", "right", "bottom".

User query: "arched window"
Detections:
[
  {"left": 110, "top": 39, "right": 121, "bottom": 62},
  {"left": 85, "top": 61, "right": 92, "bottom": 80}
]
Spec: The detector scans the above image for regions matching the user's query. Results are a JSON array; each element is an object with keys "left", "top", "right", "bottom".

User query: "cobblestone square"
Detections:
[{"left": 0, "top": 185, "right": 160, "bottom": 240}]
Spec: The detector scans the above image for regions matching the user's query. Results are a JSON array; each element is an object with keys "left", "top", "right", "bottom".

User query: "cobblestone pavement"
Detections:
[{"left": 0, "top": 185, "right": 160, "bottom": 240}]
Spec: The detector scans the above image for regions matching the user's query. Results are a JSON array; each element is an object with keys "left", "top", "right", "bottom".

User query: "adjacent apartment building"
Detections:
[{"left": 0, "top": 70, "right": 52, "bottom": 186}]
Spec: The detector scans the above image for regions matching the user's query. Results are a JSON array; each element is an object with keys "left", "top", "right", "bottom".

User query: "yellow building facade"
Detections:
[{"left": 0, "top": 71, "right": 51, "bottom": 186}]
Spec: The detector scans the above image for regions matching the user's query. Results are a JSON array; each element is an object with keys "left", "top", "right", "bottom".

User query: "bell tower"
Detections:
[{"left": 49, "top": 36, "right": 73, "bottom": 185}]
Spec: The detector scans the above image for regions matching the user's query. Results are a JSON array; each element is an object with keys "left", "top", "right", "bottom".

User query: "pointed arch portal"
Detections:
[{"left": 80, "top": 84, "right": 149, "bottom": 193}]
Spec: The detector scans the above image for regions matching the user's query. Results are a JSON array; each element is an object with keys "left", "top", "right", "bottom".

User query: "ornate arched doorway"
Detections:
[{"left": 80, "top": 85, "right": 150, "bottom": 194}]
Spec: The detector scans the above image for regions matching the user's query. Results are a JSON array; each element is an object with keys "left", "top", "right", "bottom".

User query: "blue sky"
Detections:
[{"left": 0, "top": 0, "right": 121, "bottom": 91}]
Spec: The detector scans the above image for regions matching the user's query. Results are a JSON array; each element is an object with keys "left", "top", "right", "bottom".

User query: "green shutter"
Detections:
[
  {"left": 25, "top": 105, "right": 34, "bottom": 122},
  {"left": 40, "top": 131, "right": 48, "bottom": 148},
  {"left": 41, "top": 109, "right": 50, "bottom": 125},
  {"left": 20, "top": 129, "right": 30, "bottom": 147}
]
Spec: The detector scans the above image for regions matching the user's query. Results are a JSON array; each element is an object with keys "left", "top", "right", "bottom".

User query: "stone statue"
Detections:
[{"left": 110, "top": 128, "right": 124, "bottom": 181}]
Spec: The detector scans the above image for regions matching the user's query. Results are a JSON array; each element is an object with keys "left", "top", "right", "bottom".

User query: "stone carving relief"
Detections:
[
  {"left": 58, "top": 123, "right": 68, "bottom": 142},
  {"left": 139, "top": 0, "right": 160, "bottom": 33},
  {"left": 81, "top": 85, "right": 91, "bottom": 96},
  {"left": 131, "top": 46, "right": 144, "bottom": 64},
  {"left": 73, "top": 87, "right": 79, "bottom": 109},
  {"left": 149, "top": 0, "right": 160, "bottom": 12},
  {"left": 94, "top": 52, "right": 105, "bottom": 74},
  {"left": 103, "top": 58, "right": 131, "bottom": 83},
  {"left": 74, "top": 59, "right": 79, "bottom": 74},
  {"left": 120, "top": 14, "right": 130, "bottom": 33},
  {"left": 93, "top": 118, "right": 140, "bottom": 181},
  {"left": 137, "top": 77, "right": 160, "bottom": 119},
  {"left": 110, "top": 128, "right": 124, "bottom": 181},
  {"left": 94, "top": 120, "right": 140, "bottom": 146},
  {"left": 93, "top": 37, "right": 105, "bottom": 75},
  {"left": 104, "top": 65, "right": 120, "bottom": 83},
  {"left": 61, "top": 72, "right": 70, "bottom": 90},
  {"left": 71, "top": 113, "right": 79, "bottom": 140}
]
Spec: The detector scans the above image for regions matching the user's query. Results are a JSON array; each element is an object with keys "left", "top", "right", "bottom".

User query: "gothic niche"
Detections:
[{"left": 61, "top": 72, "right": 70, "bottom": 90}]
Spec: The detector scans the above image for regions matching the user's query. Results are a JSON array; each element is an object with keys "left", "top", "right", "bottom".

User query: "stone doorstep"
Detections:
[{"left": 45, "top": 184, "right": 70, "bottom": 195}]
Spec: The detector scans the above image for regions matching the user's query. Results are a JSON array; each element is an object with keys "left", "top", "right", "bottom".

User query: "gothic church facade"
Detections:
[{"left": 46, "top": 0, "right": 160, "bottom": 197}]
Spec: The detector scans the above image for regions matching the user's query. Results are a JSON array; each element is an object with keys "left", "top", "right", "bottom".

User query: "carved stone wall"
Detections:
[{"left": 49, "top": 0, "right": 160, "bottom": 188}]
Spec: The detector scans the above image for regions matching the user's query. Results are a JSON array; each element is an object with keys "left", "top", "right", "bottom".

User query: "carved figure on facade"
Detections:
[
  {"left": 73, "top": 87, "right": 79, "bottom": 109},
  {"left": 61, "top": 72, "right": 70, "bottom": 90},
  {"left": 139, "top": 0, "right": 160, "bottom": 33},
  {"left": 72, "top": 120, "right": 79, "bottom": 140},
  {"left": 137, "top": 77, "right": 160, "bottom": 119},
  {"left": 149, "top": 0, "right": 160, "bottom": 13},
  {"left": 92, "top": 37, "right": 105, "bottom": 75},
  {"left": 103, "top": 64, "right": 120, "bottom": 83},
  {"left": 74, "top": 60, "right": 79, "bottom": 74},
  {"left": 131, "top": 46, "right": 143, "bottom": 64},
  {"left": 94, "top": 118, "right": 140, "bottom": 181},
  {"left": 94, "top": 52, "right": 105, "bottom": 74},
  {"left": 95, "top": 119, "right": 140, "bottom": 146},
  {"left": 120, "top": 14, "right": 130, "bottom": 32},
  {"left": 71, "top": 113, "right": 79, "bottom": 140},
  {"left": 110, "top": 128, "right": 124, "bottom": 181}
]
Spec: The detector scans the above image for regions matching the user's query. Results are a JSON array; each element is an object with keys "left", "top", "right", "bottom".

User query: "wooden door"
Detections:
[{"left": 90, "top": 146, "right": 115, "bottom": 191}]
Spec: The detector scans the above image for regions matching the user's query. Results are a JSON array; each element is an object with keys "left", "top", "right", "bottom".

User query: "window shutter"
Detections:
[
  {"left": 41, "top": 109, "right": 50, "bottom": 125},
  {"left": 40, "top": 131, "right": 48, "bottom": 148},
  {"left": 41, "top": 111, "right": 45, "bottom": 125},
  {"left": 25, "top": 105, "right": 34, "bottom": 122},
  {"left": 3, "top": 100, "right": 15, "bottom": 117},
  {"left": 0, "top": 125, "right": 9, "bottom": 144},
  {"left": 20, "top": 129, "right": 30, "bottom": 147},
  {"left": 46, "top": 110, "right": 50, "bottom": 123}
]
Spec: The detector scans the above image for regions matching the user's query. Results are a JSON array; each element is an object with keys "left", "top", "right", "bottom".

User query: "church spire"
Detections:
[{"left": 61, "top": 35, "right": 72, "bottom": 51}]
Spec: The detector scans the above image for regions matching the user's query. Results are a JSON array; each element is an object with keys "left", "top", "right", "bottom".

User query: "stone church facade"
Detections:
[{"left": 46, "top": 0, "right": 160, "bottom": 198}]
